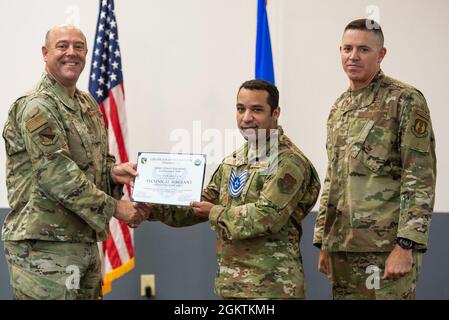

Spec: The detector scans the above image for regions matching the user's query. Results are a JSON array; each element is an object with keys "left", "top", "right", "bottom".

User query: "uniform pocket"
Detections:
[
  {"left": 66, "top": 121, "right": 92, "bottom": 170},
  {"left": 351, "top": 119, "right": 396, "bottom": 174}
]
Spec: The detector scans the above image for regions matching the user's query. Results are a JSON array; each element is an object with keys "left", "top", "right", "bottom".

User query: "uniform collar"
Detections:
[
  {"left": 225, "top": 125, "right": 284, "bottom": 166},
  {"left": 343, "top": 70, "right": 384, "bottom": 111},
  {"left": 40, "top": 73, "right": 80, "bottom": 111}
]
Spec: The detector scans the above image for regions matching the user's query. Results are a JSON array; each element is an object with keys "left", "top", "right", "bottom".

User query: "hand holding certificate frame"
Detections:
[{"left": 131, "top": 152, "right": 206, "bottom": 206}]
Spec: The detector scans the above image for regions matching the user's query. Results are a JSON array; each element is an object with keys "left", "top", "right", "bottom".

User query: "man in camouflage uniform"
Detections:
[
  {"left": 313, "top": 19, "right": 436, "bottom": 299},
  {"left": 2, "top": 25, "right": 146, "bottom": 299},
  {"left": 145, "top": 80, "right": 321, "bottom": 299}
]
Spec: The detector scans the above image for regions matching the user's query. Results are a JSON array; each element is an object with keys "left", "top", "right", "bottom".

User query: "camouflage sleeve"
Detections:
[
  {"left": 397, "top": 91, "right": 436, "bottom": 249},
  {"left": 313, "top": 164, "right": 330, "bottom": 247},
  {"left": 148, "top": 204, "right": 206, "bottom": 227},
  {"left": 147, "top": 166, "right": 222, "bottom": 227},
  {"left": 20, "top": 97, "right": 117, "bottom": 233},
  {"left": 313, "top": 111, "right": 334, "bottom": 249},
  {"left": 209, "top": 156, "right": 307, "bottom": 241},
  {"left": 202, "top": 165, "right": 222, "bottom": 204},
  {"left": 106, "top": 154, "right": 124, "bottom": 200}
]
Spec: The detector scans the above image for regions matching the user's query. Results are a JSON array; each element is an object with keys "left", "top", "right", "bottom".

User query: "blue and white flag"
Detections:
[{"left": 255, "top": 0, "right": 275, "bottom": 84}]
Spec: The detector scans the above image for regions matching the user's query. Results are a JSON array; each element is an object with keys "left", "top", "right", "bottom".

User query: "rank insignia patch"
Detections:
[{"left": 228, "top": 168, "right": 249, "bottom": 198}]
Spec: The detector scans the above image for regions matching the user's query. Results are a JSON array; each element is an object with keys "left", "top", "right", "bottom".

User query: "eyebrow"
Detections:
[
  {"left": 342, "top": 44, "right": 371, "bottom": 49},
  {"left": 55, "top": 40, "right": 85, "bottom": 45},
  {"left": 236, "top": 103, "right": 265, "bottom": 108}
]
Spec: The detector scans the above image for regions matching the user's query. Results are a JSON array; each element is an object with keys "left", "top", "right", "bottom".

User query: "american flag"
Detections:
[{"left": 88, "top": 0, "right": 134, "bottom": 295}]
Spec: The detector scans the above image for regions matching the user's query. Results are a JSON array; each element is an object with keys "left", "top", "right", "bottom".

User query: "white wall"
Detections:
[{"left": 0, "top": 0, "right": 448, "bottom": 212}]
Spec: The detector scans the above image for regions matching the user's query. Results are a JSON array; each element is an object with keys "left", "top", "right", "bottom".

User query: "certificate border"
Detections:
[{"left": 131, "top": 151, "right": 207, "bottom": 207}]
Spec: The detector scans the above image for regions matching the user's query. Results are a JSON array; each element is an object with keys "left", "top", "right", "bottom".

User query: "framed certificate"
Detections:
[{"left": 131, "top": 152, "right": 207, "bottom": 206}]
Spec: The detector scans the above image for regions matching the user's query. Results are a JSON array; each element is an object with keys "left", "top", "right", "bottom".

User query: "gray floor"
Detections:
[{"left": 1, "top": 210, "right": 448, "bottom": 299}]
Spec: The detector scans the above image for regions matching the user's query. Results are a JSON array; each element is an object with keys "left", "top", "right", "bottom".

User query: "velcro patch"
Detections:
[
  {"left": 412, "top": 118, "right": 428, "bottom": 138},
  {"left": 403, "top": 109, "right": 431, "bottom": 152},
  {"left": 26, "top": 113, "right": 48, "bottom": 133},
  {"left": 415, "top": 110, "right": 430, "bottom": 121},
  {"left": 277, "top": 173, "right": 297, "bottom": 194},
  {"left": 38, "top": 127, "right": 56, "bottom": 145},
  {"left": 411, "top": 111, "right": 429, "bottom": 138}
]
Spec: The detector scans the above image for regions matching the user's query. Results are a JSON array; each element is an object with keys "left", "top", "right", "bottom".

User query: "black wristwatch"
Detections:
[{"left": 396, "top": 237, "right": 414, "bottom": 250}]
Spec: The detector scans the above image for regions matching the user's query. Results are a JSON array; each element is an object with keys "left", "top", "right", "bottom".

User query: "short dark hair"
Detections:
[
  {"left": 238, "top": 79, "right": 279, "bottom": 114},
  {"left": 344, "top": 18, "right": 384, "bottom": 47}
]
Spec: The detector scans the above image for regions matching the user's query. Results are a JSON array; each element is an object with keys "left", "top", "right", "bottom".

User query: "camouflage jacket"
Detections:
[
  {"left": 313, "top": 70, "right": 436, "bottom": 252},
  {"left": 2, "top": 73, "right": 123, "bottom": 243},
  {"left": 150, "top": 127, "right": 320, "bottom": 298}
]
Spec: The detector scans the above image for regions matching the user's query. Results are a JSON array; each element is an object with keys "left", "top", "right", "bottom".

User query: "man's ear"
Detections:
[
  {"left": 273, "top": 106, "right": 280, "bottom": 121},
  {"left": 378, "top": 47, "right": 387, "bottom": 64},
  {"left": 42, "top": 46, "right": 48, "bottom": 63}
]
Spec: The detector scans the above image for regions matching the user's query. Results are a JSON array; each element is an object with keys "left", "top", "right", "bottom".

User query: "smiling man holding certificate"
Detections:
[{"left": 143, "top": 80, "right": 321, "bottom": 299}]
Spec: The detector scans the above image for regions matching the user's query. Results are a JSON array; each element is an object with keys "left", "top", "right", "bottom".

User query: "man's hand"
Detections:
[
  {"left": 383, "top": 244, "right": 413, "bottom": 280},
  {"left": 111, "top": 162, "right": 138, "bottom": 186},
  {"left": 318, "top": 250, "right": 331, "bottom": 278},
  {"left": 113, "top": 200, "right": 148, "bottom": 228},
  {"left": 190, "top": 201, "right": 214, "bottom": 219}
]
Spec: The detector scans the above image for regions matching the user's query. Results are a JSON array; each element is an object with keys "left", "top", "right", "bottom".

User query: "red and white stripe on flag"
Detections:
[
  {"left": 88, "top": 0, "right": 134, "bottom": 295},
  {"left": 98, "top": 85, "right": 134, "bottom": 295}
]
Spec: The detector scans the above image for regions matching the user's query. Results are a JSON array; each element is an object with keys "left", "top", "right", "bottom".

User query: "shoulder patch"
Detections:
[
  {"left": 38, "top": 127, "right": 56, "bottom": 145},
  {"left": 411, "top": 110, "right": 430, "bottom": 138},
  {"left": 415, "top": 110, "right": 429, "bottom": 121},
  {"left": 26, "top": 113, "right": 47, "bottom": 133},
  {"left": 403, "top": 109, "right": 431, "bottom": 152},
  {"left": 277, "top": 173, "right": 297, "bottom": 194}
]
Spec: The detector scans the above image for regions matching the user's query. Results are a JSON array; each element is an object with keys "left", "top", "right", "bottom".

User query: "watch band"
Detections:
[{"left": 396, "top": 237, "right": 414, "bottom": 250}]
